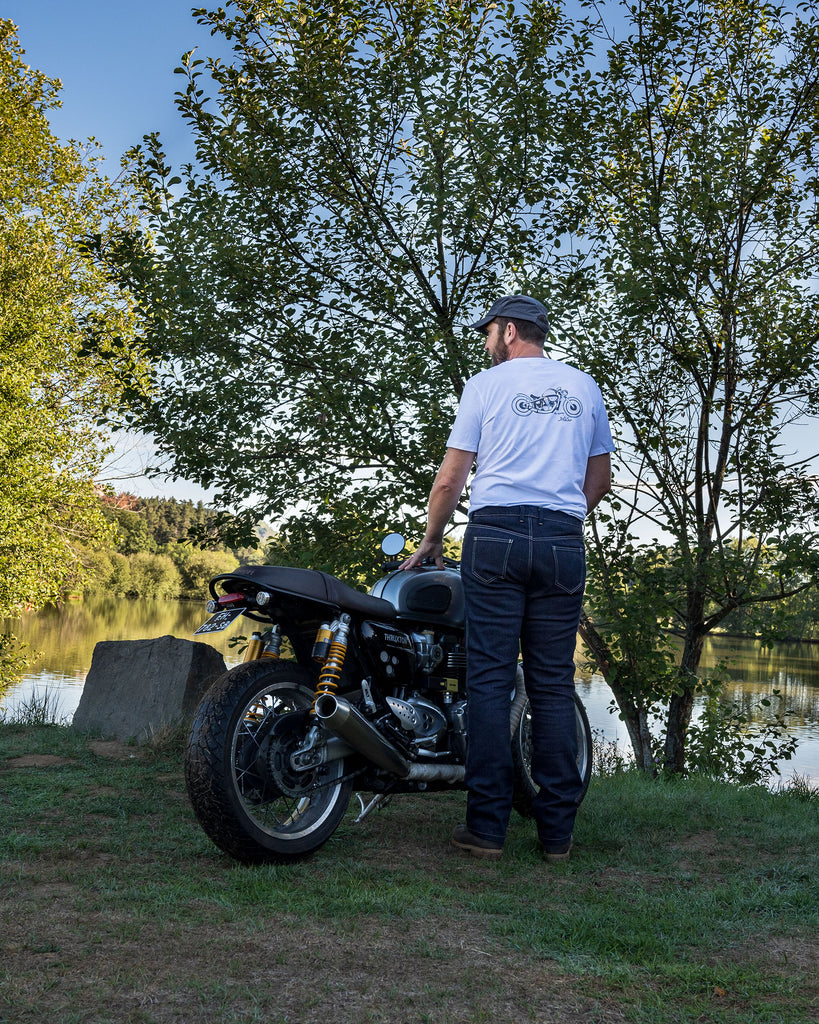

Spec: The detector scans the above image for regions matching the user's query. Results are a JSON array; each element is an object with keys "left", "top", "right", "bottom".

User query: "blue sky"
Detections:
[
  {"left": 5, "top": 0, "right": 230, "bottom": 170},
  {"left": 6, "top": 1, "right": 229, "bottom": 500}
]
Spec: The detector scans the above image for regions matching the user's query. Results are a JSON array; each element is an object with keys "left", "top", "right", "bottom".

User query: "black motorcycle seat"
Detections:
[{"left": 213, "top": 564, "right": 397, "bottom": 620}]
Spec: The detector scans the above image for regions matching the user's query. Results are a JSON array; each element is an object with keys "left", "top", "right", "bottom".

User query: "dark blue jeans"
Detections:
[{"left": 461, "top": 506, "right": 586, "bottom": 847}]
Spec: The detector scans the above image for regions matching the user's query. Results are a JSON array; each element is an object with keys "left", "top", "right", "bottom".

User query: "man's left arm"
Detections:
[{"left": 583, "top": 453, "right": 612, "bottom": 513}]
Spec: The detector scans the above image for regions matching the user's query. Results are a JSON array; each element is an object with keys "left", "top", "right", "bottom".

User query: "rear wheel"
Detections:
[
  {"left": 511, "top": 690, "right": 593, "bottom": 818},
  {"left": 511, "top": 393, "right": 534, "bottom": 416},
  {"left": 185, "top": 659, "right": 353, "bottom": 863}
]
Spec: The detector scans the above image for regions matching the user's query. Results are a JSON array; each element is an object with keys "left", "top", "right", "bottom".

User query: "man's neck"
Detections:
[{"left": 508, "top": 342, "right": 545, "bottom": 360}]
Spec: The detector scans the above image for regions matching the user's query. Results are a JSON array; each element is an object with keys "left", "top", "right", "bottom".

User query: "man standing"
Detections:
[{"left": 402, "top": 295, "right": 614, "bottom": 861}]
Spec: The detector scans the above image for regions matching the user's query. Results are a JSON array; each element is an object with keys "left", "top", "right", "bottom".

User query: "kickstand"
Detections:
[{"left": 354, "top": 793, "right": 392, "bottom": 823}]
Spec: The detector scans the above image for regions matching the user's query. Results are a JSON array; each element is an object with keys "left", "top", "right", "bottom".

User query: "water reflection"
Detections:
[
  {"left": 3, "top": 599, "right": 818, "bottom": 783},
  {"left": 1, "top": 596, "right": 245, "bottom": 695},
  {"left": 694, "top": 637, "right": 819, "bottom": 735}
]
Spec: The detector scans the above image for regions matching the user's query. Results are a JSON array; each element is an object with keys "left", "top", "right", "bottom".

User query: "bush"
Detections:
[
  {"left": 126, "top": 553, "right": 182, "bottom": 599},
  {"left": 81, "top": 544, "right": 241, "bottom": 600},
  {"left": 81, "top": 549, "right": 115, "bottom": 594},
  {"left": 107, "top": 553, "right": 132, "bottom": 595},
  {"left": 686, "top": 686, "right": 798, "bottom": 785}
]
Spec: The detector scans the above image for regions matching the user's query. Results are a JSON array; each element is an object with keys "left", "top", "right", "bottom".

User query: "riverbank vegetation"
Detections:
[
  {"left": 75, "top": 493, "right": 263, "bottom": 601},
  {"left": 75, "top": 494, "right": 819, "bottom": 647},
  {"left": 0, "top": 721, "right": 816, "bottom": 1023}
]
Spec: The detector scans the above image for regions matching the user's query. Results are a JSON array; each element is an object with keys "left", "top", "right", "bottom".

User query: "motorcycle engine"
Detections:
[
  {"left": 361, "top": 620, "right": 467, "bottom": 692},
  {"left": 411, "top": 630, "right": 444, "bottom": 673}
]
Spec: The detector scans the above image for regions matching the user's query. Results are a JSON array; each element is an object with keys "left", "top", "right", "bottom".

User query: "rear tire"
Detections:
[
  {"left": 185, "top": 659, "right": 353, "bottom": 863},
  {"left": 511, "top": 691, "right": 593, "bottom": 818}
]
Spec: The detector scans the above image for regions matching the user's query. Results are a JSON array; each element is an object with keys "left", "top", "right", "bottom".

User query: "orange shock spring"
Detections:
[{"left": 311, "top": 614, "right": 351, "bottom": 713}]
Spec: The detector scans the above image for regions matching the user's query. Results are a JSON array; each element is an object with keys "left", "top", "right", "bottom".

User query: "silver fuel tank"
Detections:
[{"left": 369, "top": 566, "right": 465, "bottom": 629}]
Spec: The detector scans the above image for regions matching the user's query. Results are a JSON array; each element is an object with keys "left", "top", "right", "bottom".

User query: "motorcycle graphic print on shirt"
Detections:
[{"left": 511, "top": 388, "right": 583, "bottom": 420}]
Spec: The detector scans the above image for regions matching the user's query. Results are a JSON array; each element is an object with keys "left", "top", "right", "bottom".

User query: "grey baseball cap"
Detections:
[{"left": 469, "top": 294, "right": 550, "bottom": 334}]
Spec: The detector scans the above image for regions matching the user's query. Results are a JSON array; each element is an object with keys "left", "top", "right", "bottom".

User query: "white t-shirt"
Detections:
[{"left": 446, "top": 356, "right": 615, "bottom": 519}]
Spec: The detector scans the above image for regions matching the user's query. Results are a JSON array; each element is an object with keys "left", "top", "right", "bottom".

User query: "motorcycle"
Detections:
[{"left": 185, "top": 534, "right": 593, "bottom": 863}]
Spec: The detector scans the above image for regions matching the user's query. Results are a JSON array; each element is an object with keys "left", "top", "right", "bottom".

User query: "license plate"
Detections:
[{"left": 194, "top": 607, "right": 245, "bottom": 635}]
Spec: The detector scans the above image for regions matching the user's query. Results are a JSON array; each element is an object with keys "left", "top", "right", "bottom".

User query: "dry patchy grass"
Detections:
[{"left": 1, "top": 729, "right": 817, "bottom": 1024}]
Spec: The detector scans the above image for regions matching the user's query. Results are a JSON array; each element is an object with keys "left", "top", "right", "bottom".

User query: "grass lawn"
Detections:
[{"left": 0, "top": 723, "right": 816, "bottom": 1024}]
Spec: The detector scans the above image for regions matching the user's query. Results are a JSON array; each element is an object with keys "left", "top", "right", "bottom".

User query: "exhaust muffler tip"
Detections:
[{"left": 314, "top": 693, "right": 411, "bottom": 779}]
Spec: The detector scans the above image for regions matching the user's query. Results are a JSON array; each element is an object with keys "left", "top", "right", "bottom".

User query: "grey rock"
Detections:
[{"left": 72, "top": 636, "right": 226, "bottom": 743}]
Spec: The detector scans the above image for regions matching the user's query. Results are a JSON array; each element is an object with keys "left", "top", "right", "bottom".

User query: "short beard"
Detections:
[{"left": 490, "top": 342, "right": 509, "bottom": 366}]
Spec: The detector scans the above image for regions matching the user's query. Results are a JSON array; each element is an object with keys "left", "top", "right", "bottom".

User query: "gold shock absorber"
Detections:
[
  {"left": 311, "top": 614, "right": 351, "bottom": 713},
  {"left": 244, "top": 631, "right": 264, "bottom": 662}
]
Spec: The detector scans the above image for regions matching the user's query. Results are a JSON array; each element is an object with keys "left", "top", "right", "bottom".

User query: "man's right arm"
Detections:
[{"left": 401, "top": 447, "right": 476, "bottom": 569}]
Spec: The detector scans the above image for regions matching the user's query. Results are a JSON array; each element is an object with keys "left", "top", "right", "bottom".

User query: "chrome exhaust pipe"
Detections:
[
  {"left": 406, "top": 763, "right": 464, "bottom": 783},
  {"left": 314, "top": 693, "right": 410, "bottom": 778}
]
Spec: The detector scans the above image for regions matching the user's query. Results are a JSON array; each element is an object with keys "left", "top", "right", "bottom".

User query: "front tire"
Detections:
[
  {"left": 185, "top": 659, "right": 353, "bottom": 864},
  {"left": 511, "top": 691, "right": 593, "bottom": 818}
]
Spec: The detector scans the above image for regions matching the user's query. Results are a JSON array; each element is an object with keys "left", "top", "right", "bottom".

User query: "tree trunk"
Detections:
[
  {"left": 578, "top": 613, "right": 656, "bottom": 771},
  {"left": 663, "top": 626, "right": 706, "bottom": 773},
  {"left": 663, "top": 689, "right": 696, "bottom": 774}
]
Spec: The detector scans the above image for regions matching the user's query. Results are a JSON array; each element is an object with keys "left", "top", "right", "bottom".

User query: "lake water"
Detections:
[{"left": 3, "top": 596, "right": 818, "bottom": 785}]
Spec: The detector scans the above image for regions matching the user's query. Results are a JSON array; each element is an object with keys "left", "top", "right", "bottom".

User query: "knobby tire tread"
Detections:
[{"left": 185, "top": 660, "right": 350, "bottom": 864}]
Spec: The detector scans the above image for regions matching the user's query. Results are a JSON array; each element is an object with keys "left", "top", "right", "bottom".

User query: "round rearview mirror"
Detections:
[{"left": 381, "top": 533, "right": 406, "bottom": 557}]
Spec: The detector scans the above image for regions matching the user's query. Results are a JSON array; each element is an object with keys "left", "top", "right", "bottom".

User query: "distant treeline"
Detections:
[
  {"left": 80, "top": 497, "right": 819, "bottom": 638},
  {"left": 79, "top": 495, "right": 263, "bottom": 600}
]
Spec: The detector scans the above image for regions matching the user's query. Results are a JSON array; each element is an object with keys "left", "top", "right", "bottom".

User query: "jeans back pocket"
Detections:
[
  {"left": 468, "top": 535, "right": 513, "bottom": 585},
  {"left": 553, "top": 544, "right": 586, "bottom": 594}
]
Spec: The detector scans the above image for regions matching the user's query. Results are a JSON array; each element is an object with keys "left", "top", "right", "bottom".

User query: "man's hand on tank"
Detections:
[{"left": 400, "top": 539, "right": 443, "bottom": 570}]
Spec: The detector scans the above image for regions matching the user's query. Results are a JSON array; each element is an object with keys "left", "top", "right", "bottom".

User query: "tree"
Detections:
[
  {"left": 109, "top": 0, "right": 819, "bottom": 774},
  {"left": 554, "top": 0, "right": 819, "bottom": 771},
  {"left": 105, "top": 0, "right": 581, "bottom": 568},
  {"left": 0, "top": 21, "right": 148, "bottom": 687}
]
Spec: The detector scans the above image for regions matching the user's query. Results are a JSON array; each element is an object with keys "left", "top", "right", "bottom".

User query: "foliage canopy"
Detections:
[
  {"left": 110, "top": 0, "right": 580, "bottom": 569},
  {"left": 0, "top": 20, "right": 148, "bottom": 687}
]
